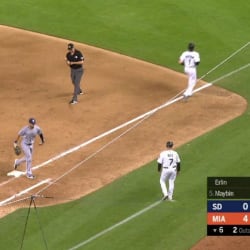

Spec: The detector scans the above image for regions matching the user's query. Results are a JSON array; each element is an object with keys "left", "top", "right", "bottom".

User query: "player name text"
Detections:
[
  {"left": 214, "top": 190, "right": 234, "bottom": 197},
  {"left": 214, "top": 179, "right": 227, "bottom": 186}
]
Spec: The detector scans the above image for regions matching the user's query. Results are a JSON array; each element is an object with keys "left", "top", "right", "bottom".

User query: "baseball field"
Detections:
[{"left": 0, "top": 1, "right": 250, "bottom": 250}]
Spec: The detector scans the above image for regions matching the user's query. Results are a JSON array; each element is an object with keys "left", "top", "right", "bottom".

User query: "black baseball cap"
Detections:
[
  {"left": 166, "top": 141, "right": 174, "bottom": 148},
  {"left": 188, "top": 42, "right": 195, "bottom": 51},
  {"left": 68, "top": 43, "right": 74, "bottom": 50},
  {"left": 29, "top": 118, "right": 36, "bottom": 125}
]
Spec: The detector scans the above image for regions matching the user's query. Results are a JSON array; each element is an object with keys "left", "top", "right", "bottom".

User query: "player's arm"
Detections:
[
  {"left": 39, "top": 133, "right": 45, "bottom": 143},
  {"left": 195, "top": 53, "right": 200, "bottom": 66},
  {"left": 71, "top": 60, "right": 83, "bottom": 65},
  {"left": 14, "top": 135, "right": 21, "bottom": 147},
  {"left": 177, "top": 162, "right": 181, "bottom": 172},
  {"left": 178, "top": 58, "right": 184, "bottom": 65},
  {"left": 65, "top": 56, "right": 71, "bottom": 66},
  {"left": 178, "top": 52, "right": 185, "bottom": 65},
  {"left": 71, "top": 53, "right": 84, "bottom": 65},
  {"left": 157, "top": 163, "right": 162, "bottom": 172}
]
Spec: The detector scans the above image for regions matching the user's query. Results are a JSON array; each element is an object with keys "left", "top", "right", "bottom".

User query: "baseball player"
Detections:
[
  {"left": 13, "top": 118, "right": 45, "bottom": 179},
  {"left": 157, "top": 141, "right": 181, "bottom": 201},
  {"left": 179, "top": 42, "right": 200, "bottom": 100},
  {"left": 65, "top": 43, "right": 85, "bottom": 105}
]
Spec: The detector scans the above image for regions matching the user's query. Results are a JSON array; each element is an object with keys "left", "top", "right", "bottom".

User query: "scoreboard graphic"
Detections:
[{"left": 207, "top": 177, "right": 250, "bottom": 236}]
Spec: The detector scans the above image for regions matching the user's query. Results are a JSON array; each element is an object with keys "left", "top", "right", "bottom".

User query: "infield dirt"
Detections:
[{"left": 0, "top": 25, "right": 248, "bottom": 249}]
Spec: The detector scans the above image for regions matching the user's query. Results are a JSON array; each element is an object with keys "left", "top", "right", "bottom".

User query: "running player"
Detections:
[
  {"left": 13, "top": 118, "right": 45, "bottom": 179},
  {"left": 179, "top": 42, "right": 200, "bottom": 100}
]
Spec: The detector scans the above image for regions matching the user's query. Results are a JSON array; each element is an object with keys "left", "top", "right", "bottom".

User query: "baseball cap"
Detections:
[
  {"left": 68, "top": 43, "right": 74, "bottom": 50},
  {"left": 166, "top": 141, "right": 174, "bottom": 148},
  {"left": 29, "top": 118, "right": 36, "bottom": 125},
  {"left": 188, "top": 42, "right": 195, "bottom": 51}
]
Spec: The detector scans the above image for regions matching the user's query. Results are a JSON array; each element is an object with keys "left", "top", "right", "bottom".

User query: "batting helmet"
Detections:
[
  {"left": 166, "top": 141, "right": 174, "bottom": 148},
  {"left": 29, "top": 118, "right": 36, "bottom": 125},
  {"left": 188, "top": 42, "right": 195, "bottom": 51}
]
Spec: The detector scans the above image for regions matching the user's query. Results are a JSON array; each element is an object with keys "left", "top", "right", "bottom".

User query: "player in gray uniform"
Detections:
[{"left": 14, "top": 118, "right": 45, "bottom": 179}]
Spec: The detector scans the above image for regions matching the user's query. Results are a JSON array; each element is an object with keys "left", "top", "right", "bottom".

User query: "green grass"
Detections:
[{"left": 0, "top": 1, "right": 250, "bottom": 249}]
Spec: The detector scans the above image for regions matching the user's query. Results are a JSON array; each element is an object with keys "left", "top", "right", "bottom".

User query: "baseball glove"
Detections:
[{"left": 14, "top": 145, "right": 22, "bottom": 156}]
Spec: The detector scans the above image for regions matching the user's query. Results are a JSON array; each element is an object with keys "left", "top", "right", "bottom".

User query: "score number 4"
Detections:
[{"left": 243, "top": 214, "right": 248, "bottom": 223}]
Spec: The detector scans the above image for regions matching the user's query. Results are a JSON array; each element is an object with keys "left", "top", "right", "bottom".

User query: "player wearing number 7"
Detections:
[
  {"left": 157, "top": 141, "right": 181, "bottom": 201},
  {"left": 179, "top": 42, "right": 200, "bottom": 100}
]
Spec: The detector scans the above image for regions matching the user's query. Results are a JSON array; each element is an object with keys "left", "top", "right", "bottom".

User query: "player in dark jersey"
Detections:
[{"left": 65, "top": 43, "right": 85, "bottom": 104}]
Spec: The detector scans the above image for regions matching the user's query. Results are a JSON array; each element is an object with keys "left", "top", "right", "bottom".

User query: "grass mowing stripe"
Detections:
[{"left": 68, "top": 200, "right": 162, "bottom": 250}]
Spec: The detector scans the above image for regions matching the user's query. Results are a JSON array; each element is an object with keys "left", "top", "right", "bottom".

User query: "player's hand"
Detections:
[{"left": 39, "top": 140, "right": 45, "bottom": 145}]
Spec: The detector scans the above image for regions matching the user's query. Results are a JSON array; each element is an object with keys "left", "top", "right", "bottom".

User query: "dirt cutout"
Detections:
[{"left": 0, "top": 25, "right": 248, "bottom": 249}]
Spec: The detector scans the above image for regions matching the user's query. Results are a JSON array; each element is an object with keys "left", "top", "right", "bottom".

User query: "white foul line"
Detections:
[
  {"left": 31, "top": 92, "right": 185, "bottom": 171},
  {"left": 31, "top": 82, "right": 213, "bottom": 172},
  {"left": 20, "top": 62, "right": 250, "bottom": 173},
  {"left": 68, "top": 200, "right": 162, "bottom": 250},
  {"left": 35, "top": 82, "right": 209, "bottom": 169},
  {"left": 0, "top": 178, "right": 51, "bottom": 206},
  {"left": 29, "top": 83, "right": 211, "bottom": 182}
]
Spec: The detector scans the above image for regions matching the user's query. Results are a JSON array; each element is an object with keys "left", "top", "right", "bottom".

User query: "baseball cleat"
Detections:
[
  {"left": 162, "top": 195, "right": 168, "bottom": 201},
  {"left": 79, "top": 90, "right": 84, "bottom": 95},
  {"left": 69, "top": 100, "right": 78, "bottom": 105},
  {"left": 168, "top": 199, "right": 175, "bottom": 202},
  {"left": 26, "top": 175, "right": 35, "bottom": 179},
  {"left": 14, "top": 159, "right": 18, "bottom": 170},
  {"left": 182, "top": 95, "right": 189, "bottom": 102}
]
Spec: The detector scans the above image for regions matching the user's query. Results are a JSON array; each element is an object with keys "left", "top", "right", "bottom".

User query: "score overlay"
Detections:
[{"left": 207, "top": 177, "right": 250, "bottom": 236}]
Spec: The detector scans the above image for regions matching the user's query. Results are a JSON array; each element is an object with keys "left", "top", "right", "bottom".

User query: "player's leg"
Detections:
[
  {"left": 168, "top": 171, "right": 177, "bottom": 200},
  {"left": 183, "top": 68, "right": 191, "bottom": 97},
  {"left": 15, "top": 143, "right": 29, "bottom": 166},
  {"left": 71, "top": 70, "right": 78, "bottom": 102},
  {"left": 77, "top": 68, "right": 84, "bottom": 94},
  {"left": 15, "top": 156, "right": 25, "bottom": 168},
  {"left": 186, "top": 68, "right": 197, "bottom": 96},
  {"left": 160, "top": 171, "right": 168, "bottom": 199},
  {"left": 25, "top": 146, "right": 33, "bottom": 177},
  {"left": 74, "top": 68, "right": 83, "bottom": 95}
]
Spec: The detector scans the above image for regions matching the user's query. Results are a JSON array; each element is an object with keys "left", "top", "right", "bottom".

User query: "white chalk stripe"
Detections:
[
  {"left": 32, "top": 92, "right": 190, "bottom": 172},
  {"left": 0, "top": 178, "right": 51, "bottom": 206},
  {"left": 22, "top": 62, "right": 250, "bottom": 173},
  {"left": 1, "top": 83, "right": 208, "bottom": 189},
  {"left": 68, "top": 200, "right": 162, "bottom": 250}
]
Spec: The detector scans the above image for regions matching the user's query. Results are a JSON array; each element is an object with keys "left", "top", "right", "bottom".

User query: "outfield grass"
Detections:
[{"left": 0, "top": 1, "right": 249, "bottom": 249}]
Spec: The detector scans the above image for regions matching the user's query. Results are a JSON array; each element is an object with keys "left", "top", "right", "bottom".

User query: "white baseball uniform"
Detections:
[
  {"left": 179, "top": 50, "right": 200, "bottom": 97},
  {"left": 157, "top": 149, "right": 181, "bottom": 200}
]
